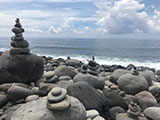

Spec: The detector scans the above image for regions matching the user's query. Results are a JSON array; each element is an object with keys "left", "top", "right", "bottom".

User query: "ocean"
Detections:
[{"left": 0, "top": 37, "right": 160, "bottom": 69}]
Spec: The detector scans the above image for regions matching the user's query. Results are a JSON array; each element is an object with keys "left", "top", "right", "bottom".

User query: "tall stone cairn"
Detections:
[{"left": 10, "top": 18, "right": 30, "bottom": 55}]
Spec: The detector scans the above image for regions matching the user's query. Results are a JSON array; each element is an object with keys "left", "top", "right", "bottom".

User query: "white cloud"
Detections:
[
  {"left": 25, "top": 28, "right": 43, "bottom": 33},
  {"left": 0, "top": 0, "right": 106, "bottom": 2},
  {"left": 48, "top": 26, "right": 62, "bottom": 33},
  {"left": 94, "top": 0, "right": 160, "bottom": 34}
]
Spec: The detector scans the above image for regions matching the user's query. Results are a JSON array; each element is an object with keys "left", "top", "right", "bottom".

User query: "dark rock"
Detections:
[
  {"left": 123, "top": 95, "right": 137, "bottom": 106},
  {"left": 7, "top": 85, "right": 34, "bottom": 101},
  {"left": 12, "top": 27, "right": 24, "bottom": 34},
  {"left": 10, "top": 96, "right": 86, "bottom": 120},
  {"left": 126, "top": 64, "right": 136, "bottom": 70},
  {"left": 11, "top": 40, "right": 29, "bottom": 48},
  {"left": 103, "top": 89, "right": 128, "bottom": 110},
  {"left": 10, "top": 47, "right": 30, "bottom": 55},
  {"left": 44, "top": 75, "right": 59, "bottom": 83},
  {"left": 0, "top": 51, "right": 44, "bottom": 84},
  {"left": 11, "top": 36, "right": 24, "bottom": 41},
  {"left": 117, "top": 73, "right": 148, "bottom": 95},
  {"left": 54, "top": 65, "right": 77, "bottom": 78},
  {"left": 73, "top": 73, "right": 105, "bottom": 90},
  {"left": 67, "top": 82, "right": 109, "bottom": 119},
  {"left": 0, "top": 93, "right": 8, "bottom": 108},
  {"left": 135, "top": 91, "right": 158, "bottom": 109},
  {"left": 109, "top": 106, "right": 125, "bottom": 119},
  {"left": 110, "top": 69, "right": 130, "bottom": 83}
]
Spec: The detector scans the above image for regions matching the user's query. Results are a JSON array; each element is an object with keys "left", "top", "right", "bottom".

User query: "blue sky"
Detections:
[{"left": 0, "top": 0, "right": 160, "bottom": 38}]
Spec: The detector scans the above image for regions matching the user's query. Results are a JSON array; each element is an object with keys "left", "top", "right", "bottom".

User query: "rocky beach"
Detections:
[{"left": 0, "top": 19, "right": 160, "bottom": 120}]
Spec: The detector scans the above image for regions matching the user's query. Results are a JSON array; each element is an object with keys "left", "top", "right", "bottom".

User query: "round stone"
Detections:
[
  {"left": 11, "top": 36, "right": 24, "bottom": 41},
  {"left": 11, "top": 40, "right": 29, "bottom": 48},
  {"left": 10, "top": 47, "right": 30, "bottom": 55},
  {"left": 12, "top": 27, "right": 24, "bottom": 34},
  {"left": 47, "top": 95, "right": 71, "bottom": 111},
  {"left": 47, "top": 87, "right": 67, "bottom": 103},
  {"left": 51, "top": 87, "right": 62, "bottom": 96},
  {"left": 15, "top": 33, "right": 23, "bottom": 37}
]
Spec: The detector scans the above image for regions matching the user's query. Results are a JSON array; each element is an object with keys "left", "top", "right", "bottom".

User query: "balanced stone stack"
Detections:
[
  {"left": 87, "top": 60, "right": 98, "bottom": 76},
  {"left": 0, "top": 18, "right": 44, "bottom": 84},
  {"left": 47, "top": 87, "right": 71, "bottom": 111},
  {"left": 10, "top": 18, "right": 30, "bottom": 55}
]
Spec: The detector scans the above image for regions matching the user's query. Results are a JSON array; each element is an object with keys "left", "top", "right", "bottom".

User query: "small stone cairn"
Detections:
[
  {"left": 10, "top": 18, "right": 30, "bottom": 55},
  {"left": 47, "top": 87, "right": 71, "bottom": 111},
  {"left": 127, "top": 103, "right": 141, "bottom": 119}
]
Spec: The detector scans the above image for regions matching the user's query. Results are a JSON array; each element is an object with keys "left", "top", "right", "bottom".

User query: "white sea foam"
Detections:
[
  {"left": 0, "top": 48, "right": 9, "bottom": 52},
  {"left": 38, "top": 54, "right": 160, "bottom": 70}
]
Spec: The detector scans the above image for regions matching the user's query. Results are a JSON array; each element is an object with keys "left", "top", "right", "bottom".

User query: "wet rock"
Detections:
[{"left": 109, "top": 106, "right": 125, "bottom": 119}]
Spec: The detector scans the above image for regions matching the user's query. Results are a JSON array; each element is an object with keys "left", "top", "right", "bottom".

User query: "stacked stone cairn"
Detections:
[
  {"left": 127, "top": 103, "right": 141, "bottom": 119},
  {"left": 87, "top": 59, "right": 98, "bottom": 76},
  {"left": 10, "top": 18, "right": 30, "bottom": 55},
  {"left": 47, "top": 87, "right": 71, "bottom": 111}
]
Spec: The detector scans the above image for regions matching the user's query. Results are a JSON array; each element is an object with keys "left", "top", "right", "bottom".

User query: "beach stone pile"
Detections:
[
  {"left": 6, "top": 87, "right": 86, "bottom": 120},
  {"left": 10, "top": 18, "right": 30, "bottom": 55},
  {"left": 47, "top": 87, "right": 70, "bottom": 111},
  {"left": 0, "top": 18, "right": 44, "bottom": 84}
]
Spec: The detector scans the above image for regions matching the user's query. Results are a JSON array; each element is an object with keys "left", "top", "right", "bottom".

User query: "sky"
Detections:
[{"left": 0, "top": 0, "right": 160, "bottom": 39}]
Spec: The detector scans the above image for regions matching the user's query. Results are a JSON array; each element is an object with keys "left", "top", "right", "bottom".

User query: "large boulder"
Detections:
[
  {"left": 140, "top": 70, "right": 156, "bottom": 86},
  {"left": 135, "top": 91, "right": 158, "bottom": 109},
  {"left": 10, "top": 96, "right": 86, "bottom": 120},
  {"left": 144, "top": 107, "right": 160, "bottom": 120},
  {"left": 54, "top": 65, "right": 77, "bottom": 78},
  {"left": 110, "top": 69, "right": 130, "bottom": 83},
  {"left": 117, "top": 73, "right": 148, "bottom": 95},
  {"left": 0, "top": 93, "right": 8, "bottom": 108},
  {"left": 0, "top": 51, "right": 44, "bottom": 84},
  {"left": 73, "top": 73, "right": 105, "bottom": 90},
  {"left": 67, "top": 82, "right": 109, "bottom": 119}
]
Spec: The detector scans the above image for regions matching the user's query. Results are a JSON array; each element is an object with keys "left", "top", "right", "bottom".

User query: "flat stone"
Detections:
[
  {"left": 12, "top": 27, "right": 24, "bottom": 34},
  {"left": 10, "top": 47, "right": 30, "bottom": 55},
  {"left": 11, "top": 40, "right": 29, "bottom": 48},
  {"left": 11, "top": 36, "right": 24, "bottom": 41},
  {"left": 59, "top": 76, "right": 71, "bottom": 81},
  {"left": 47, "top": 95, "right": 71, "bottom": 111},
  {"left": 47, "top": 87, "right": 67, "bottom": 103}
]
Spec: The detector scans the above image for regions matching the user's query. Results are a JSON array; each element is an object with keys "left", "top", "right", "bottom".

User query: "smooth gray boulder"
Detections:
[
  {"left": 10, "top": 96, "right": 86, "bottom": 120},
  {"left": 73, "top": 73, "right": 105, "bottom": 90},
  {"left": 110, "top": 69, "right": 130, "bottom": 83},
  {"left": 54, "top": 65, "right": 77, "bottom": 78},
  {"left": 117, "top": 73, "right": 148, "bottom": 95},
  {"left": 144, "top": 107, "right": 160, "bottom": 120}
]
